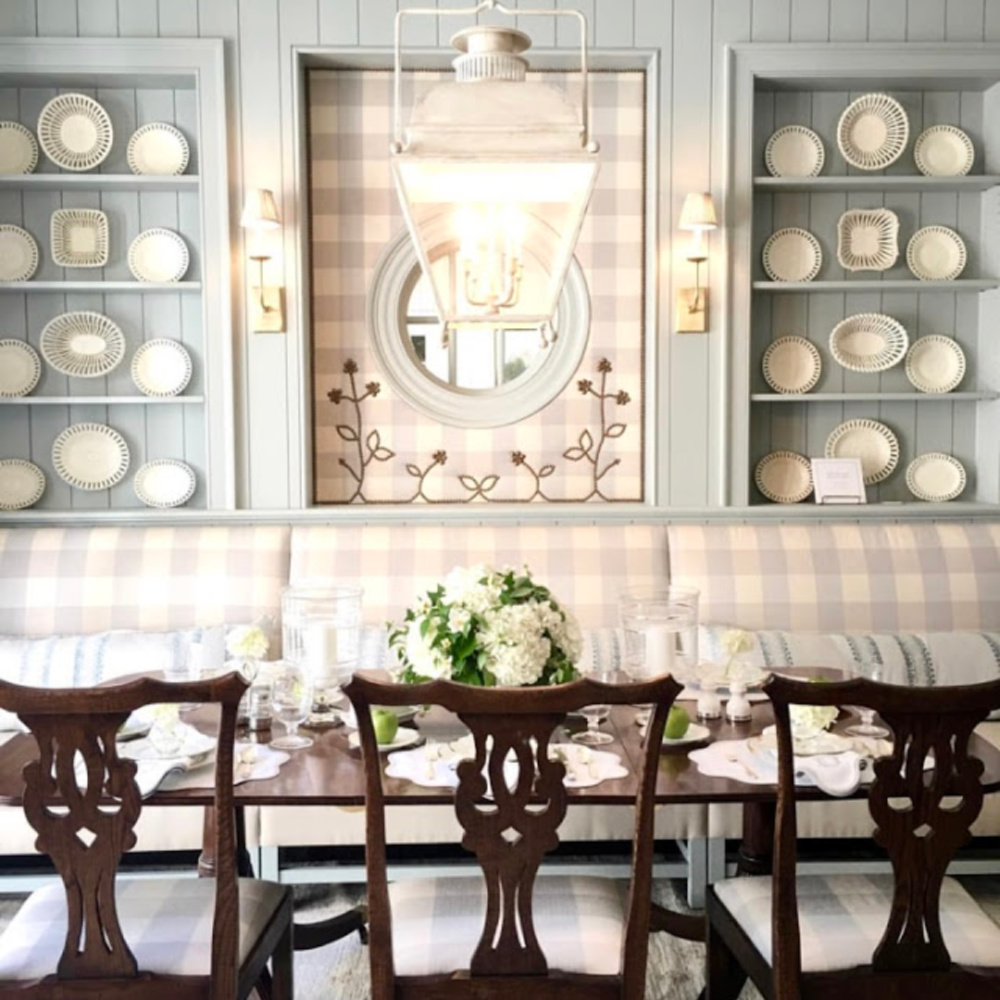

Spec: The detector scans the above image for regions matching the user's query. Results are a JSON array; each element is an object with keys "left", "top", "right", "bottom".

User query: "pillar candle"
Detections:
[{"left": 644, "top": 625, "right": 675, "bottom": 676}]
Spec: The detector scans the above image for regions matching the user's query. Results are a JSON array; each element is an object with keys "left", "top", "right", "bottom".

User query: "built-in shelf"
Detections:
[
  {"left": 0, "top": 396, "right": 205, "bottom": 405},
  {"left": 754, "top": 175, "right": 1000, "bottom": 194},
  {"left": 0, "top": 174, "right": 199, "bottom": 192},
  {"left": 752, "top": 391, "right": 999, "bottom": 403},
  {"left": 753, "top": 279, "right": 999, "bottom": 293},
  {"left": 0, "top": 281, "right": 202, "bottom": 293}
]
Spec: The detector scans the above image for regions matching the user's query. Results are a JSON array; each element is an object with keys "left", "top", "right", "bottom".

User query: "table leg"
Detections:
[
  {"left": 198, "top": 805, "right": 256, "bottom": 878},
  {"left": 737, "top": 801, "right": 776, "bottom": 876}
]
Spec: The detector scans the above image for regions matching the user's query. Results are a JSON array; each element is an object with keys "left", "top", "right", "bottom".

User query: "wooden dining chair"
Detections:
[
  {"left": 0, "top": 672, "right": 293, "bottom": 1000},
  {"left": 344, "top": 672, "right": 683, "bottom": 1000},
  {"left": 706, "top": 673, "right": 1000, "bottom": 1000}
]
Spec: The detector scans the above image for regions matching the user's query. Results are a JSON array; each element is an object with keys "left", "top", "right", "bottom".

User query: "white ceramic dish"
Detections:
[
  {"left": 905, "top": 335, "right": 966, "bottom": 393},
  {"left": 126, "top": 122, "right": 190, "bottom": 176},
  {"left": 0, "top": 459, "right": 45, "bottom": 510},
  {"left": 128, "top": 228, "right": 190, "bottom": 283},
  {"left": 37, "top": 93, "right": 113, "bottom": 172},
  {"left": 829, "top": 313, "right": 909, "bottom": 373},
  {"left": 0, "top": 121, "right": 39, "bottom": 174},
  {"left": 764, "top": 125, "right": 825, "bottom": 177},
  {"left": 52, "top": 422, "right": 130, "bottom": 491},
  {"left": 133, "top": 459, "right": 197, "bottom": 509},
  {"left": 130, "top": 338, "right": 193, "bottom": 397},
  {"left": 0, "top": 340, "right": 41, "bottom": 397},
  {"left": 837, "top": 93, "right": 910, "bottom": 171},
  {"left": 762, "top": 227, "right": 822, "bottom": 282},
  {"left": 0, "top": 225, "right": 39, "bottom": 282},
  {"left": 754, "top": 451, "right": 814, "bottom": 504},
  {"left": 836, "top": 208, "right": 899, "bottom": 271},
  {"left": 348, "top": 728, "right": 423, "bottom": 753},
  {"left": 825, "top": 419, "right": 899, "bottom": 485},
  {"left": 341, "top": 705, "right": 419, "bottom": 730},
  {"left": 50, "top": 208, "right": 109, "bottom": 268},
  {"left": 750, "top": 728, "right": 855, "bottom": 757},
  {"left": 906, "top": 452, "right": 966, "bottom": 502},
  {"left": 762, "top": 336, "right": 822, "bottom": 394},
  {"left": 40, "top": 311, "right": 125, "bottom": 378},
  {"left": 906, "top": 226, "right": 967, "bottom": 281},
  {"left": 913, "top": 124, "right": 974, "bottom": 177}
]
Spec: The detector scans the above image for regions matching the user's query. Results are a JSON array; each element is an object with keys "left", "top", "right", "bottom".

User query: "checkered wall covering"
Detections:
[{"left": 308, "top": 70, "right": 646, "bottom": 504}]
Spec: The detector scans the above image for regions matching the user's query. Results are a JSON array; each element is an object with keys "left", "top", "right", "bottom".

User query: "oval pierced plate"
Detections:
[
  {"left": 127, "top": 123, "right": 190, "bottom": 176},
  {"left": 762, "top": 228, "right": 823, "bottom": 282},
  {"left": 765, "top": 125, "right": 825, "bottom": 178},
  {"left": 37, "top": 93, "right": 113, "bottom": 172},
  {"left": 50, "top": 208, "right": 109, "bottom": 268},
  {"left": 40, "top": 312, "right": 126, "bottom": 378},
  {"left": 0, "top": 339, "right": 41, "bottom": 397},
  {"left": 905, "top": 335, "right": 966, "bottom": 393},
  {"left": 762, "top": 336, "right": 822, "bottom": 394},
  {"left": 914, "top": 125, "right": 974, "bottom": 177},
  {"left": 0, "top": 225, "right": 39, "bottom": 282},
  {"left": 836, "top": 208, "right": 899, "bottom": 271},
  {"left": 0, "top": 459, "right": 45, "bottom": 510},
  {"left": 829, "top": 313, "right": 909, "bottom": 373},
  {"left": 52, "top": 423, "right": 129, "bottom": 491},
  {"left": 128, "top": 228, "right": 190, "bottom": 283},
  {"left": 755, "top": 451, "right": 813, "bottom": 504},
  {"left": 837, "top": 93, "right": 910, "bottom": 171},
  {"left": 825, "top": 419, "right": 900, "bottom": 485},
  {"left": 0, "top": 121, "right": 38, "bottom": 174},
  {"left": 906, "top": 226, "right": 967, "bottom": 281},
  {"left": 906, "top": 453, "right": 966, "bottom": 503},
  {"left": 131, "top": 338, "right": 193, "bottom": 397},
  {"left": 133, "top": 459, "right": 196, "bottom": 508}
]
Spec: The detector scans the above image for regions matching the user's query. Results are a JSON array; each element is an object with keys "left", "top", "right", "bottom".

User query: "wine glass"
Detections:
[
  {"left": 270, "top": 662, "right": 314, "bottom": 750},
  {"left": 846, "top": 661, "right": 890, "bottom": 739},
  {"left": 573, "top": 660, "right": 615, "bottom": 747}
]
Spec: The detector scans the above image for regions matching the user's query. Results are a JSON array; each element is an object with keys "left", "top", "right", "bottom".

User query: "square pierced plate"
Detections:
[{"left": 50, "top": 208, "right": 109, "bottom": 268}]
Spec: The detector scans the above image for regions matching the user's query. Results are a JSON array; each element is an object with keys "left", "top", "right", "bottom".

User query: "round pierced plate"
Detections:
[
  {"left": 755, "top": 451, "right": 813, "bottom": 504},
  {"left": 0, "top": 225, "right": 39, "bottom": 282},
  {"left": 131, "top": 338, "right": 193, "bottom": 397},
  {"left": 37, "top": 93, "right": 113, "bottom": 172},
  {"left": 836, "top": 208, "right": 899, "bottom": 272},
  {"left": 837, "top": 93, "right": 910, "bottom": 171},
  {"left": 133, "top": 459, "right": 196, "bottom": 508},
  {"left": 128, "top": 228, "right": 190, "bottom": 283},
  {"left": 914, "top": 125, "right": 974, "bottom": 177},
  {"left": 762, "top": 336, "right": 822, "bottom": 394},
  {"left": 825, "top": 419, "right": 900, "bottom": 485},
  {"left": 905, "top": 335, "right": 966, "bottom": 394},
  {"left": 829, "top": 313, "right": 909, "bottom": 373},
  {"left": 906, "top": 452, "right": 966, "bottom": 502},
  {"left": 0, "top": 459, "right": 45, "bottom": 510},
  {"left": 127, "top": 123, "right": 190, "bottom": 176},
  {"left": 0, "top": 339, "right": 41, "bottom": 396},
  {"left": 906, "top": 226, "right": 967, "bottom": 281},
  {"left": 0, "top": 121, "right": 38, "bottom": 174},
  {"left": 765, "top": 125, "right": 825, "bottom": 177},
  {"left": 53, "top": 422, "right": 129, "bottom": 491},
  {"left": 40, "top": 311, "right": 126, "bottom": 378},
  {"left": 762, "top": 228, "right": 823, "bottom": 283}
]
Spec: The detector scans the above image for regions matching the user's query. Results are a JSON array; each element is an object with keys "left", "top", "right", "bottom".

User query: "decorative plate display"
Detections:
[
  {"left": 0, "top": 339, "right": 41, "bottom": 397},
  {"left": 0, "top": 459, "right": 45, "bottom": 510},
  {"left": 837, "top": 93, "right": 910, "bottom": 171},
  {"left": 762, "top": 336, "right": 822, "bottom": 394},
  {"left": 906, "top": 226, "right": 967, "bottom": 281},
  {"left": 762, "top": 227, "right": 823, "bottom": 283},
  {"left": 0, "top": 121, "right": 39, "bottom": 174},
  {"left": 825, "top": 419, "right": 900, "bottom": 485},
  {"left": 127, "top": 228, "right": 190, "bottom": 283},
  {"left": 836, "top": 208, "right": 899, "bottom": 271},
  {"left": 40, "top": 312, "right": 126, "bottom": 378},
  {"left": 906, "top": 452, "right": 967, "bottom": 503},
  {"left": 50, "top": 208, "right": 109, "bottom": 268},
  {"left": 126, "top": 123, "right": 190, "bottom": 176},
  {"left": 829, "top": 313, "right": 909, "bottom": 373},
  {"left": 904, "top": 335, "right": 966, "bottom": 394},
  {"left": 37, "top": 93, "right": 113, "bottom": 172},
  {"left": 755, "top": 451, "right": 814, "bottom": 504},
  {"left": 764, "top": 125, "right": 825, "bottom": 178},
  {"left": 0, "top": 225, "right": 39, "bottom": 282},
  {"left": 133, "top": 459, "right": 197, "bottom": 508},
  {"left": 913, "top": 125, "right": 975, "bottom": 177},
  {"left": 130, "top": 338, "right": 193, "bottom": 397},
  {"left": 52, "top": 423, "right": 129, "bottom": 491}
]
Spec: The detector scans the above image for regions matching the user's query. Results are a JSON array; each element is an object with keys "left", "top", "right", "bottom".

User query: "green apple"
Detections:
[
  {"left": 664, "top": 704, "right": 691, "bottom": 740},
  {"left": 372, "top": 708, "right": 399, "bottom": 745}
]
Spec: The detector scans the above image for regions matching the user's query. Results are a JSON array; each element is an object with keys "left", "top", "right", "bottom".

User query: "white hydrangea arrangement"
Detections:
[
  {"left": 389, "top": 564, "right": 583, "bottom": 687},
  {"left": 226, "top": 624, "right": 270, "bottom": 661},
  {"left": 789, "top": 700, "right": 839, "bottom": 736}
]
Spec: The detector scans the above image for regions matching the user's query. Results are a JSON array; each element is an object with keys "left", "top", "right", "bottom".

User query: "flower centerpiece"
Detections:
[{"left": 389, "top": 564, "right": 582, "bottom": 687}]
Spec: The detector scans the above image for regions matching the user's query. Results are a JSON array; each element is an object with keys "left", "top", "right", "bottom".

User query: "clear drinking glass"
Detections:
[
  {"left": 269, "top": 661, "right": 315, "bottom": 750},
  {"left": 572, "top": 660, "right": 615, "bottom": 746},
  {"left": 846, "top": 661, "right": 890, "bottom": 739}
]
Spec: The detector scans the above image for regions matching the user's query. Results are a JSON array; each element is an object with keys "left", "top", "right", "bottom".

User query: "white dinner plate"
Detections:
[
  {"left": 341, "top": 704, "right": 419, "bottom": 729},
  {"left": 750, "top": 727, "right": 855, "bottom": 757},
  {"left": 348, "top": 727, "right": 423, "bottom": 753}
]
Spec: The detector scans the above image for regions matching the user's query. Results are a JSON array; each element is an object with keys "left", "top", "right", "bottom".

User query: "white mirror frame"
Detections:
[{"left": 367, "top": 227, "right": 591, "bottom": 429}]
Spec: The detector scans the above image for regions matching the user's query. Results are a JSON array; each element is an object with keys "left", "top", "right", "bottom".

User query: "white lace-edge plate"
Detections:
[
  {"left": 762, "top": 336, "right": 822, "bottom": 394},
  {"left": 914, "top": 125, "right": 974, "bottom": 177},
  {"left": 128, "top": 228, "right": 190, "bottom": 283},
  {"left": 133, "top": 459, "right": 197, "bottom": 508},
  {"left": 906, "top": 453, "right": 966, "bottom": 503},
  {"left": 0, "top": 225, "right": 39, "bottom": 282},
  {"left": 127, "top": 123, "right": 190, "bottom": 176},
  {"left": 52, "top": 422, "right": 130, "bottom": 491},
  {"left": 837, "top": 93, "right": 910, "bottom": 171},
  {"left": 905, "top": 335, "right": 966, "bottom": 394},
  {"left": 836, "top": 208, "right": 899, "bottom": 272},
  {"left": 40, "top": 312, "right": 126, "bottom": 379},
  {"left": 762, "top": 228, "right": 823, "bottom": 283},
  {"left": 130, "top": 338, "right": 193, "bottom": 397},
  {"left": 755, "top": 451, "right": 814, "bottom": 504},
  {"left": 829, "top": 313, "right": 909, "bottom": 373},
  {"left": 765, "top": 125, "right": 825, "bottom": 178},
  {"left": 906, "top": 226, "right": 967, "bottom": 281},
  {"left": 0, "top": 459, "right": 45, "bottom": 510},
  {"left": 36, "top": 93, "right": 113, "bottom": 172},
  {"left": 50, "top": 208, "right": 109, "bottom": 268},
  {"left": 0, "top": 339, "right": 41, "bottom": 396},
  {"left": 0, "top": 121, "right": 38, "bottom": 174},
  {"left": 825, "top": 419, "right": 900, "bottom": 485}
]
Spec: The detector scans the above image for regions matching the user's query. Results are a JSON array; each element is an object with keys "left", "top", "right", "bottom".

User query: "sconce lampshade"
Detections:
[
  {"left": 678, "top": 192, "right": 718, "bottom": 231},
  {"left": 240, "top": 188, "right": 281, "bottom": 230}
]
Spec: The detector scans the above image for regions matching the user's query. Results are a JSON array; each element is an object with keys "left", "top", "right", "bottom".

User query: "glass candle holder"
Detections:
[{"left": 619, "top": 584, "right": 699, "bottom": 681}]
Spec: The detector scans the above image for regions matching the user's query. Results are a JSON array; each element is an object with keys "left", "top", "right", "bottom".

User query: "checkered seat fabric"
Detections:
[
  {"left": 0, "top": 878, "right": 287, "bottom": 981},
  {"left": 713, "top": 874, "right": 1000, "bottom": 973},
  {"left": 389, "top": 875, "right": 625, "bottom": 977}
]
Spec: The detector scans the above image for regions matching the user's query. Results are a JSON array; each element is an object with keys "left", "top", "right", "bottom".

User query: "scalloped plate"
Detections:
[
  {"left": 755, "top": 451, "right": 814, "bottom": 504},
  {"left": 0, "top": 339, "right": 41, "bottom": 396},
  {"left": 0, "top": 225, "right": 39, "bottom": 282},
  {"left": 762, "top": 228, "right": 822, "bottom": 283},
  {"left": 37, "top": 93, "right": 113, "bottom": 172},
  {"left": 906, "top": 452, "right": 966, "bottom": 502},
  {"left": 128, "top": 228, "right": 190, "bottom": 283},
  {"left": 0, "top": 121, "right": 38, "bottom": 174},
  {"left": 0, "top": 459, "right": 45, "bottom": 510},
  {"left": 825, "top": 419, "right": 899, "bottom": 485},
  {"left": 906, "top": 226, "right": 967, "bottom": 281},
  {"left": 133, "top": 459, "right": 196, "bottom": 508},
  {"left": 837, "top": 93, "right": 910, "bottom": 171},
  {"left": 762, "top": 337, "right": 822, "bottom": 394},
  {"left": 765, "top": 125, "right": 825, "bottom": 178},
  {"left": 905, "top": 335, "right": 966, "bottom": 394},
  {"left": 131, "top": 338, "right": 193, "bottom": 397},
  {"left": 914, "top": 125, "right": 974, "bottom": 177},
  {"left": 52, "top": 423, "right": 130, "bottom": 491},
  {"left": 127, "top": 122, "right": 190, "bottom": 176}
]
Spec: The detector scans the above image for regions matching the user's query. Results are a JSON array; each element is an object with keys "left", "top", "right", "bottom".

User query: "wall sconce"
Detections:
[
  {"left": 240, "top": 188, "right": 285, "bottom": 333},
  {"left": 676, "top": 191, "right": 718, "bottom": 334}
]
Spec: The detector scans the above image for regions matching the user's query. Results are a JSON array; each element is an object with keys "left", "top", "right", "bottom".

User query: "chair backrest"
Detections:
[
  {"left": 0, "top": 672, "right": 247, "bottom": 996},
  {"left": 766, "top": 672, "right": 1000, "bottom": 986},
  {"left": 344, "top": 672, "right": 681, "bottom": 996}
]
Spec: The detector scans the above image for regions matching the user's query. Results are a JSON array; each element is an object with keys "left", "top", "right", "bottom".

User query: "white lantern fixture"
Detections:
[{"left": 390, "top": 0, "right": 600, "bottom": 335}]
